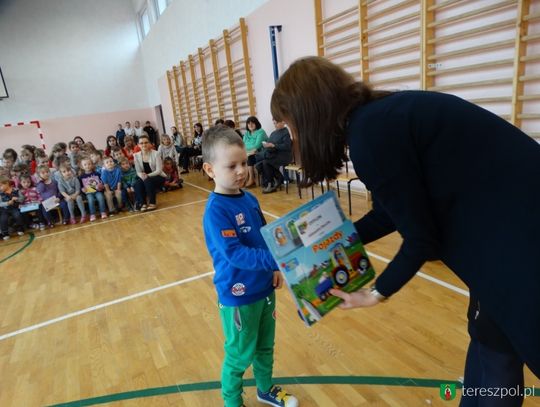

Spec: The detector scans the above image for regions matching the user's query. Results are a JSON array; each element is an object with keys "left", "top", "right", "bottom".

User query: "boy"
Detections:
[
  {"left": 119, "top": 157, "right": 136, "bottom": 211},
  {"left": 202, "top": 126, "right": 298, "bottom": 407},
  {"left": 101, "top": 156, "right": 122, "bottom": 215},
  {"left": 0, "top": 176, "right": 25, "bottom": 240}
]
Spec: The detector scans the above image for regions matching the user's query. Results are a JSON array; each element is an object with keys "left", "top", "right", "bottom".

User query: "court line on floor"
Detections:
[
  {"left": 48, "top": 375, "right": 539, "bottom": 406},
  {"left": 0, "top": 232, "right": 35, "bottom": 265},
  {"left": 0, "top": 183, "right": 466, "bottom": 342},
  {"left": 0, "top": 271, "right": 214, "bottom": 342},
  {"left": 32, "top": 197, "right": 209, "bottom": 240}
]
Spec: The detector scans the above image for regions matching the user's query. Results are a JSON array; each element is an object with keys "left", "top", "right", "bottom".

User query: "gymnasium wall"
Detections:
[
  {"left": 0, "top": 0, "right": 150, "bottom": 147},
  {"left": 0, "top": 107, "right": 155, "bottom": 155},
  {"left": 137, "top": 0, "right": 270, "bottom": 107}
]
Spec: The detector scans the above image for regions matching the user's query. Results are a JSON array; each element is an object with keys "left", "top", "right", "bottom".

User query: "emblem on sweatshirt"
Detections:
[
  {"left": 235, "top": 213, "right": 246, "bottom": 225},
  {"left": 231, "top": 283, "right": 246, "bottom": 296},
  {"left": 221, "top": 229, "right": 237, "bottom": 238},
  {"left": 240, "top": 226, "right": 251, "bottom": 234}
]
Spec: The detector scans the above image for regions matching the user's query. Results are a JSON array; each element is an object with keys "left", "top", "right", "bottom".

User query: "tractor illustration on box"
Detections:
[{"left": 314, "top": 243, "right": 368, "bottom": 301}]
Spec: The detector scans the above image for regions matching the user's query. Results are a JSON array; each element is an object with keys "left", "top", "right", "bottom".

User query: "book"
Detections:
[
  {"left": 261, "top": 191, "right": 375, "bottom": 326},
  {"left": 42, "top": 196, "right": 59, "bottom": 212},
  {"left": 19, "top": 202, "right": 40, "bottom": 213}
]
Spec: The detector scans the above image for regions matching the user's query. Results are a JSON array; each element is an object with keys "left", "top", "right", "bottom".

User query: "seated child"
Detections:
[
  {"left": 68, "top": 140, "right": 82, "bottom": 174},
  {"left": 58, "top": 164, "right": 86, "bottom": 224},
  {"left": 0, "top": 176, "right": 25, "bottom": 240},
  {"left": 11, "top": 163, "right": 28, "bottom": 189},
  {"left": 19, "top": 174, "right": 46, "bottom": 230},
  {"left": 89, "top": 150, "right": 104, "bottom": 173},
  {"left": 110, "top": 146, "right": 126, "bottom": 164},
  {"left": 119, "top": 157, "right": 136, "bottom": 211},
  {"left": 201, "top": 126, "right": 298, "bottom": 407},
  {"left": 101, "top": 156, "right": 122, "bottom": 215},
  {"left": 36, "top": 165, "right": 69, "bottom": 227},
  {"left": 162, "top": 157, "right": 182, "bottom": 190},
  {"left": 79, "top": 157, "right": 107, "bottom": 221}
]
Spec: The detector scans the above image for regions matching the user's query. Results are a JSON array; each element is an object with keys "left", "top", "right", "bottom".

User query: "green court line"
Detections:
[
  {"left": 0, "top": 232, "right": 34, "bottom": 265},
  {"left": 48, "top": 376, "right": 538, "bottom": 406}
]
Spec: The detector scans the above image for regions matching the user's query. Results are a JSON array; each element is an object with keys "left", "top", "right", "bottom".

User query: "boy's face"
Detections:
[
  {"left": 163, "top": 161, "right": 173, "bottom": 171},
  {"left": 161, "top": 136, "right": 171, "bottom": 146},
  {"left": 3, "top": 158, "right": 14, "bottom": 168},
  {"left": 82, "top": 159, "right": 94, "bottom": 173},
  {"left": 112, "top": 150, "right": 123, "bottom": 161},
  {"left": 90, "top": 153, "right": 100, "bottom": 164},
  {"left": 61, "top": 167, "right": 73, "bottom": 179},
  {"left": 39, "top": 168, "right": 50, "bottom": 180},
  {"left": 20, "top": 150, "right": 32, "bottom": 162},
  {"left": 54, "top": 149, "right": 63, "bottom": 157},
  {"left": 37, "top": 157, "right": 48, "bottom": 166},
  {"left": 120, "top": 161, "right": 131, "bottom": 171},
  {"left": 70, "top": 144, "right": 80, "bottom": 153},
  {"left": 20, "top": 178, "right": 32, "bottom": 189},
  {"left": 103, "top": 158, "right": 115, "bottom": 170},
  {"left": 203, "top": 143, "right": 247, "bottom": 195}
]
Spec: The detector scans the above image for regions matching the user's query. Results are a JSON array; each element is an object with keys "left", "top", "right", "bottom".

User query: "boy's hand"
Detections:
[
  {"left": 273, "top": 271, "right": 283, "bottom": 289},
  {"left": 329, "top": 288, "right": 380, "bottom": 309}
]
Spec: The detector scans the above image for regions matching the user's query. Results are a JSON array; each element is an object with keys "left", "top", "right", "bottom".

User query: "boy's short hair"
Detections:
[
  {"left": 202, "top": 125, "right": 244, "bottom": 164},
  {"left": 34, "top": 148, "right": 47, "bottom": 158},
  {"left": 118, "top": 157, "right": 130, "bottom": 165},
  {"left": 103, "top": 156, "right": 114, "bottom": 163},
  {"left": 12, "top": 163, "right": 28, "bottom": 173},
  {"left": 90, "top": 150, "right": 103, "bottom": 158},
  {"left": 37, "top": 164, "right": 50, "bottom": 173},
  {"left": 59, "top": 163, "right": 72, "bottom": 172},
  {"left": 68, "top": 140, "right": 79, "bottom": 149}
]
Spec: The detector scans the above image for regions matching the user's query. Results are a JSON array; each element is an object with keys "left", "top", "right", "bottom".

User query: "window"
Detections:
[
  {"left": 140, "top": 7, "right": 150, "bottom": 38},
  {"left": 156, "top": 0, "right": 168, "bottom": 16}
]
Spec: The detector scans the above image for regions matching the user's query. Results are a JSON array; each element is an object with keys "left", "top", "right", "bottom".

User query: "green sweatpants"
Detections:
[{"left": 219, "top": 291, "right": 276, "bottom": 407}]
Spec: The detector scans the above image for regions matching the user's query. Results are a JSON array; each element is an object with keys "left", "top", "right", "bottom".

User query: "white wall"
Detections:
[
  {"left": 157, "top": 0, "right": 318, "bottom": 134},
  {"left": 0, "top": 0, "right": 148, "bottom": 124},
  {"left": 137, "top": 0, "right": 269, "bottom": 106}
]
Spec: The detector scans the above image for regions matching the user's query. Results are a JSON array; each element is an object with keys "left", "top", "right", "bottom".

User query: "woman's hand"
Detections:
[
  {"left": 273, "top": 271, "right": 283, "bottom": 289},
  {"left": 330, "top": 288, "right": 380, "bottom": 309}
]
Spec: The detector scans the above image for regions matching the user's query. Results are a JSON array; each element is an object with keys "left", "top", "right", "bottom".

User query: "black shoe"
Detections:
[{"left": 180, "top": 169, "right": 189, "bottom": 174}]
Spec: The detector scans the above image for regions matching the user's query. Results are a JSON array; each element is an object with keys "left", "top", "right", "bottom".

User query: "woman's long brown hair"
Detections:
[{"left": 271, "top": 56, "right": 391, "bottom": 183}]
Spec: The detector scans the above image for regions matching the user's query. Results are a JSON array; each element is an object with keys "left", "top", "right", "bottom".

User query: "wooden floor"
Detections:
[{"left": 0, "top": 172, "right": 538, "bottom": 406}]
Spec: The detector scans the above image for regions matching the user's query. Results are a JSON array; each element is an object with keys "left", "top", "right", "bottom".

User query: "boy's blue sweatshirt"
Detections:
[
  {"left": 101, "top": 167, "right": 122, "bottom": 189},
  {"left": 203, "top": 191, "right": 277, "bottom": 306}
]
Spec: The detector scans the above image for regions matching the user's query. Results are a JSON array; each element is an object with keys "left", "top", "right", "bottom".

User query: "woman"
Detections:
[
  {"left": 255, "top": 119, "right": 292, "bottom": 193},
  {"left": 179, "top": 123, "right": 204, "bottom": 174},
  {"left": 133, "top": 134, "right": 166, "bottom": 211},
  {"left": 170, "top": 126, "right": 186, "bottom": 155},
  {"left": 243, "top": 116, "right": 267, "bottom": 187},
  {"left": 271, "top": 56, "right": 540, "bottom": 406}
]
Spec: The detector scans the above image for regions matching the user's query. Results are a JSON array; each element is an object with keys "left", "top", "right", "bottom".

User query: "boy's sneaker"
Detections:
[
  {"left": 90, "top": 215, "right": 97, "bottom": 222},
  {"left": 39, "top": 223, "right": 46, "bottom": 231},
  {"left": 1, "top": 233, "right": 10, "bottom": 241},
  {"left": 257, "top": 385, "right": 298, "bottom": 407},
  {"left": 69, "top": 217, "right": 77, "bottom": 225},
  {"left": 101, "top": 212, "right": 108, "bottom": 219},
  {"left": 16, "top": 230, "right": 24, "bottom": 236},
  {"left": 79, "top": 216, "right": 87, "bottom": 224}
]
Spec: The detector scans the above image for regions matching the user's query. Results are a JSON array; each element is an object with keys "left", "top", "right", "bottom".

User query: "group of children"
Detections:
[{"left": 0, "top": 132, "right": 183, "bottom": 240}]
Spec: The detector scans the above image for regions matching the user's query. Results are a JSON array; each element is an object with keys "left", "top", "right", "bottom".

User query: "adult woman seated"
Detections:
[
  {"left": 243, "top": 116, "right": 267, "bottom": 187},
  {"left": 255, "top": 119, "right": 292, "bottom": 193},
  {"left": 179, "top": 123, "right": 204, "bottom": 174},
  {"left": 133, "top": 135, "right": 166, "bottom": 211}
]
